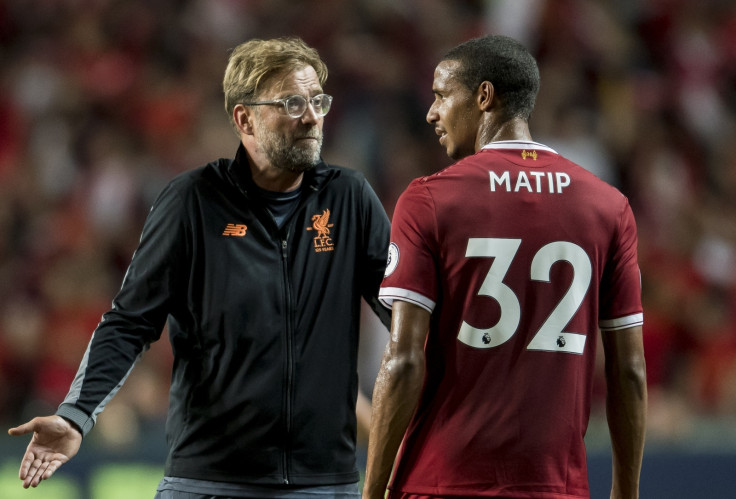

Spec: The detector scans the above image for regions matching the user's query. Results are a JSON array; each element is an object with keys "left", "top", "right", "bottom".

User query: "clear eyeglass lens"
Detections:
[
  {"left": 285, "top": 96, "right": 307, "bottom": 117},
  {"left": 312, "top": 94, "right": 332, "bottom": 115},
  {"left": 284, "top": 94, "right": 332, "bottom": 118}
]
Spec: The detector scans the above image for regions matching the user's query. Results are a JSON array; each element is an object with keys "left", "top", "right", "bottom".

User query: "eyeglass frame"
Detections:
[{"left": 242, "top": 93, "right": 333, "bottom": 119}]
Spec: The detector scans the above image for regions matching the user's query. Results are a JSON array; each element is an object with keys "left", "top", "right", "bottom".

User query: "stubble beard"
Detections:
[{"left": 256, "top": 121, "right": 323, "bottom": 174}]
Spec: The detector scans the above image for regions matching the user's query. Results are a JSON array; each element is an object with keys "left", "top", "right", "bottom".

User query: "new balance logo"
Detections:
[{"left": 222, "top": 224, "right": 247, "bottom": 237}]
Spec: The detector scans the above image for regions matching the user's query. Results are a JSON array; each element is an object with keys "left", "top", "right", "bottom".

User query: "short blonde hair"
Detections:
[{"left": 223, "top": 37, "right": 328, "bottom": 132}]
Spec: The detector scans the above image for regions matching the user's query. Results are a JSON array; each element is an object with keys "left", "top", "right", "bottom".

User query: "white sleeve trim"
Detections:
[
  {"left": 379, "top": 287, "right": 436, "bottom": 313},
  {"left": 599, "top": 313, "right": 643, "bottom": 331}
]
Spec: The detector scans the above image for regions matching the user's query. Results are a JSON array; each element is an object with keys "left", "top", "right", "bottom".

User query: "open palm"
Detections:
[{"left": 8, "top": 415, "right": 83, "bottom": 488}]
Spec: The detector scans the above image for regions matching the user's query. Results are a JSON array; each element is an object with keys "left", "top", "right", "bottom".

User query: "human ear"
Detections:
[
  {"left": 477, "top": 81, "right": 495, "bottom": 112},
  {"left": 233, "top": 104, "right": 255, "bottom": 135}
]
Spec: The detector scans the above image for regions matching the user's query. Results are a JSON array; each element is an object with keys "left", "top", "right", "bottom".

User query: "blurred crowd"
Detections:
[{"left": 1, "top": 0, "right": 736, "bottom": 452}]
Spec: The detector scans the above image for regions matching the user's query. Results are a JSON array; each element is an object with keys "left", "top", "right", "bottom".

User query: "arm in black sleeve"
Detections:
[
  {"left": 56, "top": 183, "right": 189, "bottom": 435},
  {"left": 358, "top": 178, "right": 392, "bottom": 330}
]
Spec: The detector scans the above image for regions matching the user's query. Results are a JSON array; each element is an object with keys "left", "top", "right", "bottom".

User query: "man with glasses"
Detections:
[{"left": 9, "top": 37, "right": 391, "bottom": 499}]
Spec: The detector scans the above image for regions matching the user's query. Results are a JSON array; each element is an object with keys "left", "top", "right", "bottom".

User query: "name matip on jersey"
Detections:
[{"left": 379, "top": 141, "right": 643, "bottom": 498}]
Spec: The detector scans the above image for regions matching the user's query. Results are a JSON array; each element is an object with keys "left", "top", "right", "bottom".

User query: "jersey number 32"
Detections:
[{"left": 458, "top": 238, "right": 591, "bottom": 354}]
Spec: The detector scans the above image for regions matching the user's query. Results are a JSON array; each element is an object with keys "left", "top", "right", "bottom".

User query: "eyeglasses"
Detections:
[{"left": 243, "top": 93, "right": 333, "bottom": 119}]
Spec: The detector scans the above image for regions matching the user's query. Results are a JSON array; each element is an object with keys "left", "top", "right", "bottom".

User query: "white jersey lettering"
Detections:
[
  {"left": 514, "top": 171, "right": 532, "bottom": 192},
  {"left": 556, "top": 172, "right": 571, "bottom": 192},
  {"left": 489, "top": 170, "right": 571, "bottom": 194},
  {"left": 489, "top": 171, "right": 511, "bottom": 192}
]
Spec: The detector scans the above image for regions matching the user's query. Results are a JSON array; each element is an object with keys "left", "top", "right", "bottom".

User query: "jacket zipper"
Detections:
[
  {"left": 271, "top": 181, "right": 323, "bottom": 485},
  {"left": 281, "top": 236, "right": 293, "bottom": 485}
]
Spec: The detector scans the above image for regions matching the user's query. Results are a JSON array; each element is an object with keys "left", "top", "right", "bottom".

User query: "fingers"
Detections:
[
  {"left": 22, "top": 457, "right": 43, "bottom": 488},
  {"left": 9, "top": 416, "right": 74, "bottom": 488},
  {"left": 43, "top": 460, "right": 61, "bottom": 483},
  {"left": 22, "top": 458, "right": 60, "bottom": 488},
  {"left": 32, "top": 460, "right": 52, "bottom": 488},
  {"left": 18, "top": 451, "right": 35, "bottom": 480}
]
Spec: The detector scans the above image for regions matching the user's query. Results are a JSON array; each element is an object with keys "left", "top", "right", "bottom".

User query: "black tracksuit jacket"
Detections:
[{"left": 57, "top": 144, "right": 391, "bottom": 485}]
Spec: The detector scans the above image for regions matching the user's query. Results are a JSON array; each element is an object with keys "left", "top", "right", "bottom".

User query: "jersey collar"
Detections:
[{"left": 481, "top": 140, "right": 558, "bottom": 154}]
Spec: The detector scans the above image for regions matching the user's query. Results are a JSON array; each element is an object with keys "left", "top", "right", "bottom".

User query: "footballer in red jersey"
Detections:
[{"left": 363, "top": 36, "right": 646, "bottom": 499}]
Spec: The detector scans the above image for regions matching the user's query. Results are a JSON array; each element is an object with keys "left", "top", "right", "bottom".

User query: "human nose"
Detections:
[
  {"left": 426, "top": 103, "right": 439, "bottom": 124},
  {"left": 301, "top": 101, "right": 320, "bottom": 124}
]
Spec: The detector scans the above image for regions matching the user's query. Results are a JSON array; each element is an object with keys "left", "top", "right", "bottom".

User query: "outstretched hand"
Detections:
[{"left": 7, "top": 415, "right": 83, "bottom": 488}]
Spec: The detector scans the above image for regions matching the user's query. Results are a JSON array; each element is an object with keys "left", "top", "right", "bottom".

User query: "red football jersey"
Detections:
[{"left": 379, "top": 141, "right": 643, "bottom": 498}]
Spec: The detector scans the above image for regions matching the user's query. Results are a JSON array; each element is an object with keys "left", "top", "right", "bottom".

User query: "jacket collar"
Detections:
[{"left": 227, "top": 143, "right": 331, "bottom": 196}]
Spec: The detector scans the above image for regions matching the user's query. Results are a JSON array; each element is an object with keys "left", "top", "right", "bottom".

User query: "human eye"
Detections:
[
  {"left": 284, "top": 95, "right": 306, "bottom": 116},
  {"left": 312, "top": 94, "right": 332, "bottom": 112}
]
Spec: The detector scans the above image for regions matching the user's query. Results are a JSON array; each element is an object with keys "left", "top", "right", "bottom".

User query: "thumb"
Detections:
[{"left": 8, "top": 419, "right": 38, "bottom": 436}]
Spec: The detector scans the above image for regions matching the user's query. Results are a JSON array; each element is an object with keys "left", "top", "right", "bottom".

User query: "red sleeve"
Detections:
[
  {"left": 379, "top": 179, "right": 438, "bottom": 312},
  {"left": 599, "top": 198, "right": 643, "bottom": 330}
]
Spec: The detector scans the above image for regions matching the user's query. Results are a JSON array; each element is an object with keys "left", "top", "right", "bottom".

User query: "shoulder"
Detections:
[
  {"left": 313, "top": 162, "right": 380, "bottom": 202},
  {"left": 317, "top": 162, "right": 367, "bottom": 186},
  {"left": 163, "top": 158, "right": 232, "bottom": 197},
  {"left": 415, "top": 153, "right": 480, "bottom": 187},
  {"left": 143, "top": 159, "right": 233, "bottom": 221},
  {"left": 563, "top": 156, "right": 630, "bottom": 205},
  {"left": 394, "top": 176, "right": 436, "bottom": 220},
  {"left": 398, "top": 158, "right": 471, "bottom": 202},
  {"left": 170, "top": 158, "right": 229, "bottom": 186}
]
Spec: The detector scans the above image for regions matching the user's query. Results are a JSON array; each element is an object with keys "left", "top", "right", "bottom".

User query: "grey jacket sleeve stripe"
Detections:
[{"left": 57, "top": 332, "right": 150, "bottom": 437}]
